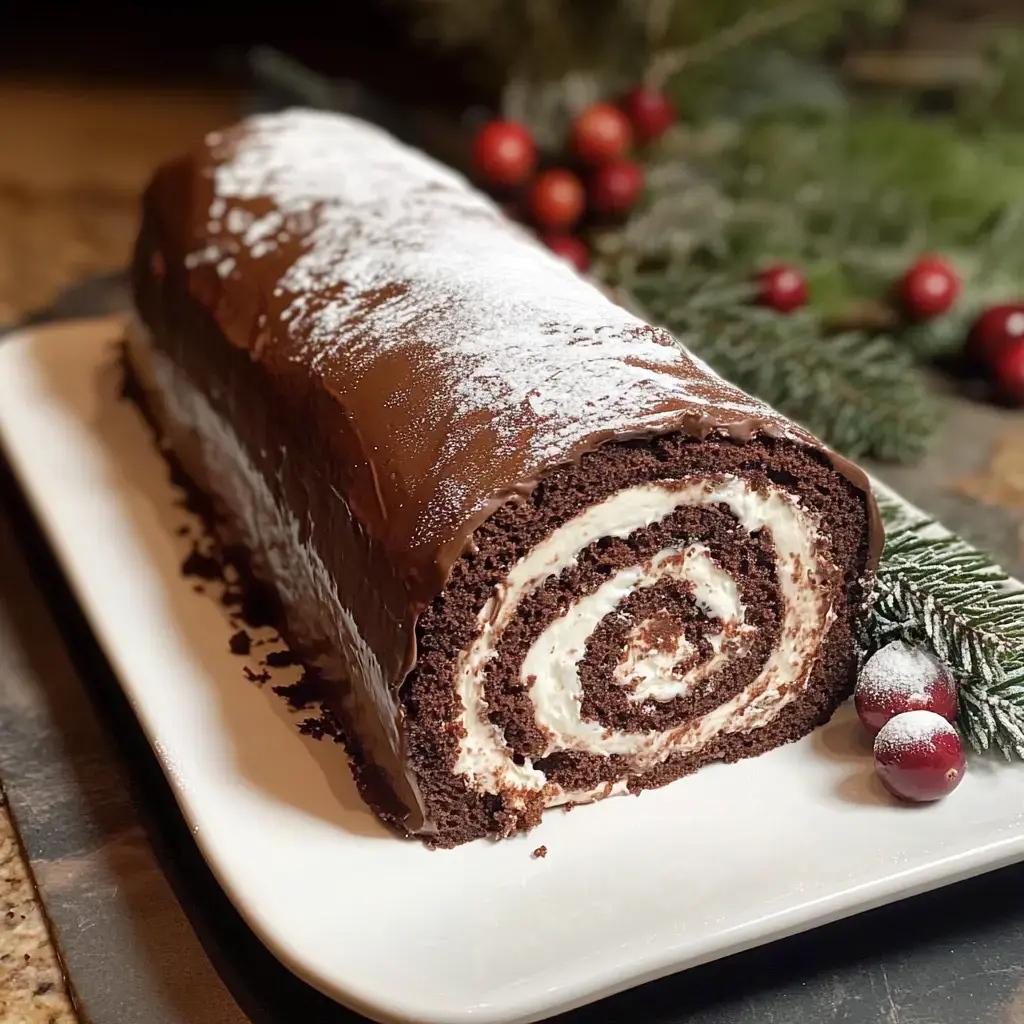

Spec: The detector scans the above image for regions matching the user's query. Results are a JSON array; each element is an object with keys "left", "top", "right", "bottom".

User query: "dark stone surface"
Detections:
[{"left": 1, "top": 279, "right": 1024, "bottom": 1024}]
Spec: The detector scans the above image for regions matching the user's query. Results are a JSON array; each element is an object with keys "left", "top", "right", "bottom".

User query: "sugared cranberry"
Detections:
[
  {"left": 874, "top": 710, "right": 966, "bottom": 803},
  {"left": 855, "top": 640, "right": 957, "bottom": 737}
]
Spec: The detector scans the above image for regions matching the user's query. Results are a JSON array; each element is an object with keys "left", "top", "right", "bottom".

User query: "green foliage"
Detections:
[
  {"left": 726, "top": 113, "right": 1024, "bottom": 355},
  {"left": 869, "top": 494, "right": 1024, "bottom": 759},
  {"left": 402, "top": 0, "right": 648, "bottom": 89},
  {"left": 631, "top": 112, "right": 1024, "bottom": 333},
  {"left": 402, "top": 0, "right": 905, "bottom": 99},
  {"left": 957, "top": 29, "right": 1024, "bottom": 132},
  {"left": 651, "top": 2, "right": 904, "bottom": 116},
  {"left": 615, "top": 271, "right": 939, "bottom": 461}
]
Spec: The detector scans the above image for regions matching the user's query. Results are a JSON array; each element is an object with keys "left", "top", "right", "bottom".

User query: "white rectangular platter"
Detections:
[{"left": 2, "top": 316, "right": 1024, "bottom": 1024}]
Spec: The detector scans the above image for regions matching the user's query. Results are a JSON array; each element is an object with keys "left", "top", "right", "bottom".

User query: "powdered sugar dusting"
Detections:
[
  {"left": 188, "top": 110, "right": 792, "bottom": 542},
  {"left": 858, "top": 640, "right": 948, "bottom": 701},
  {"left": 874, "top": 709, "right": 956, "bottom": 756}
]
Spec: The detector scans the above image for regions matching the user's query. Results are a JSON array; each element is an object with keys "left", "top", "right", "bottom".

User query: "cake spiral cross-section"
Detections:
[{"left": 126, "top": 108, "right": 882, "bottom": 847}]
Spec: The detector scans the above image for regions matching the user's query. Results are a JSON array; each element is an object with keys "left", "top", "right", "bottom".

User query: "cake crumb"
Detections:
[
  {"left": 274, "top": 670, "right": 327, "bottom": 711},
  {"left": 229, "top": 630, "right": 252, "bottom": 655},
  {"left": 532, "top": 845, "right": 547, "bottom": 859},
  {"left": 265, "top": 649, "right": 300, "bottom": 667},
  {"left": 182, "top": 545, "right": 221, "bottom": 580}
]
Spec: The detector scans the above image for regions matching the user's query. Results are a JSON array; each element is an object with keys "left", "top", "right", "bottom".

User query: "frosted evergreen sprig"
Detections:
[{"left": 869, "top": 493, "right": 1024, "bottom": 759}]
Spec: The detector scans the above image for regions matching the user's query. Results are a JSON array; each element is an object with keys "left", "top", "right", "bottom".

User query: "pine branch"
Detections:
[
  {"left": 400, "top": 0, "right": 905, "bottom": 100},
  {"left": 645, "top": 0, "right": 821, "bottom": 89},
  {"left": 638, "top": 113, "right": 1024, "bottom": 336},
  {"left": 644, "top": 0, "right": 676, "bottom": 48},
  {"left": 868, "top": 491, "right": 1024, "bottom": 758},
  {"left": 618, "top": 272, "right": 940, "bottom": 462}
]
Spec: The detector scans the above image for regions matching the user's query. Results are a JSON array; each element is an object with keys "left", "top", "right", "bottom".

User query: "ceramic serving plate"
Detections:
[{"left": 3, "top": 316, "right": 1024, "bottom": 1024}]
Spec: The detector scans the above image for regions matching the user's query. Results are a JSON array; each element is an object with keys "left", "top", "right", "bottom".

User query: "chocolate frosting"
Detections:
[{"left": 131, "top": 108, "right": 882, "bottom": 832}]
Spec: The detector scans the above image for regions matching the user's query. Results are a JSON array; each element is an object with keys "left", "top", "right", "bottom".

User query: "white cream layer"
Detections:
[
  {"left": 609, "top": 553, "right": 751, "bottom": 703},
  {"left": 614, "top": 617, "right": 698, "bottom": 698},
  {"left": 453, "top": 478, "right": 833, "bottom": 801},
  {"left": 522, "top": 544, "right": 743, "bottom": 743}
]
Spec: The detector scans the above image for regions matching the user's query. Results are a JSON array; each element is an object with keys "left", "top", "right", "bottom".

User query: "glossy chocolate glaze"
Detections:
[{"left": 129, "top": 109, "right": 882, "bottom": 834}]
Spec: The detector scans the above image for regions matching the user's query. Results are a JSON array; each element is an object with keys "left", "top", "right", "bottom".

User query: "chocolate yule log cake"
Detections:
[{"left": 126, "top": 108, "right": 882, "bottom": 847}]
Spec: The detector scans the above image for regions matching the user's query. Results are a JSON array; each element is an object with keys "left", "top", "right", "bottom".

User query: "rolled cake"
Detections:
[{"left": 127, "top": 109, "right": 882, "bottom": 847}]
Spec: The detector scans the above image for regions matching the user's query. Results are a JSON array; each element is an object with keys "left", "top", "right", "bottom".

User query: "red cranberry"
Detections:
[
  {"left": 571, "top": 103, "right": 632, "bottom": 165},
  {"left": 588, "top": 160, "right": 644, "bottom": 218},
  {"left": 472, "top": 120, "right": 537, "bottom": 188},
  {"left": 756, "top": 264, "right": 808, "bottom": 313},
  {"left": 991, "top": 337, "right": 1024, "bottom": 406},
  {"left": 542, "top": 234, "right": 590, "bottom": 273},
  {"left": 855, "top": 640, "right": 957, "bottom": 737},
  {"left": 528, "top": 169, "right": 586, "bottom": 230},
  {"left": 874, "top": 710, "right": 966, "bottom": 803},
  {"left": 966, "top": 304, "right": 1024, "bottom": 369},
  {"left": 622, "top": 86, "right": 676, "bottom": 144},
  {"left": 899, "top": 256, "right": 960, "bottom": 320}
]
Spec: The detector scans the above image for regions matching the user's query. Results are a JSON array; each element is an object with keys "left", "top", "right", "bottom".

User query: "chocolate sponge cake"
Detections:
[{"left": 126, "top": 109, "right": 882, "bottom": 847}]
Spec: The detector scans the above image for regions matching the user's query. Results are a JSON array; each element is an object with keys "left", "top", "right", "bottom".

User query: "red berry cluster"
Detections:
[
  {"left": 854, "top": 640, "right": 965, "bottom": 803},
  {"left": 471, "top": 86, "right": 676, "bottom": 272}
]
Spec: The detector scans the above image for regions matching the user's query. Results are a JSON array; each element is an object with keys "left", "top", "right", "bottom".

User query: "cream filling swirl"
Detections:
[{"left": 453, "top": 477, "right": 834, "bottom": 801}]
